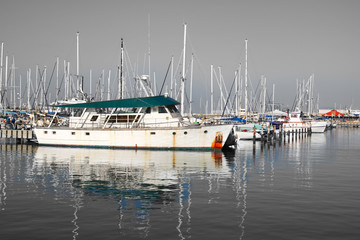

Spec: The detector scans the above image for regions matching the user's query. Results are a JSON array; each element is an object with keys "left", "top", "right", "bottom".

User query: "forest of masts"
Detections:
[{"left": 0, "top": 29, "right": 319, "bottom": 118}]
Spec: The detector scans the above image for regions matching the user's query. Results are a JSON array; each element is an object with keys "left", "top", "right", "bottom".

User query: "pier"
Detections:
[
  {"left": 0, "top": 129, "right": 34, "bottom": 143},
  {"left": 255, "top": 124, "right": 311, "bottom": 145},
  {"left": 336, "top": 120, "right": 360, "bottom": 128}
]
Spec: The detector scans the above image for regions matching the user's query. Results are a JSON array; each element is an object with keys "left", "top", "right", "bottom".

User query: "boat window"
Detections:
[
  {"left": 71, "top": 132, "right": 75, "bottom": 135},
  {"left": 85, "top": 132, "right": 90, "bottom": 136},
  {"left": 158, "top": 106, "right": 167, "bottom": 113},
  {"left": 184, "top": 131, "right": 188, "bottom": 135},
  {"left": 204, "top": 130, "right": 208, "bottom": 134},
  {"left": 146, "top": 107, "right": 151, "bottom": 113},
  {"left": 167, "top": 105, "right": 179, "bottom": 113},
  {"left": 150, "top": 132, "right": 156, "bottom": 135},
  {"left": 104, "top": 115, "right": 141, "bottom": 123},
  {"left": 52, "top": 131, "right": 56, "bottom": 134},
  {"left": 172, "top": 132, "right": 176, "bottom": 135},
  {"left": 90, "top": 115, "right": 98, "bottom": 121},
  {"left": 44, "top": 131, "right": 48, "bottom": 134}
]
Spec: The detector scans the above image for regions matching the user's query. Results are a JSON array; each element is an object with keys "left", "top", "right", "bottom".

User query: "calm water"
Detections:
[{"left": 0, "top": 128, "right": 359, "bottom": 240}]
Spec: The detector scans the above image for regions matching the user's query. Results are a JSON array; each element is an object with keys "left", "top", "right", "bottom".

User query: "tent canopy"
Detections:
[{"left": 323, "top": 109, "right": 344, "bottom": 116}]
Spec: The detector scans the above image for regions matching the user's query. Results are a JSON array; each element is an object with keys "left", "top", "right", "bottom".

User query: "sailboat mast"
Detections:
[
  {"left": 189, "top": 53, "right": 194, "bottom": 115},
  {"left": 170, "top": 56, "right": 174, "bottom": 98},
  {"left": 0, "top": 42, "right": 3, "bottom": 105},
  {"left": 56, "top": 57, "right": 59, "bottom": 102},
  {"left": 27, "top": 69, "right": 31, "bottom": 110},
  {"left": 210, "top": 64, "right": 214, "bottom": 115},
  {"left": 245, "top": 39, "right": 248, "bottom": 120},
  {"left": 119, "top": 38, "right": 124, "bottom": 99},
  {"left": 180, "top": 23, "right": 187, "bottom": 115},
  {"left": 76, "top": 32, "right": 80, "bottom": 77}
]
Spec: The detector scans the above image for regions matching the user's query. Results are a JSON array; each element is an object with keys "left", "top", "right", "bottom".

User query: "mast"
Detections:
[
  {"left": 43, "top": 66, "right": 47, "bottom": 109},
  {"left": 35, "top": 64, "right": 38, "bottom": 108},
  {"left": 0, "top": 42, "right": 3, "bottom": 108},
  {"left": 218, "top": 66, "right": 223, "bottom": 111},
  {"left": 76, "top": 32, "right": 80, "bottom": 77},
  {"left": 89, "top": 69, "right": 92, "bottom": 97},
  {"left": 210, "top": 65, "right": 214, "bottom": 115},
  {"left": 261, "top": 75, "right": 266, "bottom": 114},
  {"left": 19, "top": 75, "right": 22, "bottom": 109},
  {"left": 238, "top": 63, "right": 242, "bottom": 116},
  {"left": 107, "top": 70, "right": 111, "bottom": 100},
  {"left": 170, "top": 56, "right": 174, "bottom": 98},
  {"left": 235, "top": 70, "right": 238, "bottom": 115},
  {"left": 27, "top": 69, "right": 31, "bottom": 110},
  {"left": 189, "top": 53, "right": 194, "bottom": 115},
  {"left": 245, "top": 39, "right": 248, "bottom": 120},
  {"left": 119, "top": 38, "right": 124, "bottom": 99},
  {"left": 56, "top": 57, "right": 59, "bottom": 102},
  {"left": 147, "top": 15, "right": 151, "bottom": 83},
  {"left": 180, "top": 23, "right": 187, "bottom": 115},
  {"left": 272, "top": 84, "right": 275, "bottom": 119},
  {"left": 12, "top": 57, "right": 15, "bottom": 109}
]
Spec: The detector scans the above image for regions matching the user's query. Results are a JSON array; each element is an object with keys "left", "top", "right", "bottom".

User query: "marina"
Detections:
[
  {"left": 1, "top": 128, "right": 359, "bottom": 239},
  {"left": 1, "top": 1, "right": 360, "bottom": 239}
]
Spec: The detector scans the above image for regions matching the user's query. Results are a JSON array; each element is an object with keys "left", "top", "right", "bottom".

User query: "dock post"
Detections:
[{"left": 253, "top": 125, "right": 256, "bottom": 144}]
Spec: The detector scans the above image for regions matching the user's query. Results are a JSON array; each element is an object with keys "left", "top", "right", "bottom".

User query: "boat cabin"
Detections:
[{"left": 54, "top": 95, "right": 185, "bottom": 129}]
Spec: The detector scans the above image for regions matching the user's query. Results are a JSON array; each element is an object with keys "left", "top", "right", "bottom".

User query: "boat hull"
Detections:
[
  {"left": 311, "top": 121, "right": 327, "bottom": 133},
  {"left": 33, "top": 124, "right": 234, "bottom": 150}
]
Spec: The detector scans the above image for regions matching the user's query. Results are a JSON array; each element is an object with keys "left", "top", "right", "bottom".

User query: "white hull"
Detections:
[
  {"left": 234, "top": 123, "right": 261, "bottom": 141},
  {"left": 235, "top": 131, "right": 261, "bottom": 140},
  {"left": 282, "top": 122, "right": 310, "bottom": 131},
  {"left": 311, "top": 121, "right": 327, "bottom": 133},
  {"left": 34, "top": 124, "right": 234, "bottom": 150}
]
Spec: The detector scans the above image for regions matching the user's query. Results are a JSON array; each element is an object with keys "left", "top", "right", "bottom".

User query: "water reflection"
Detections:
[
  {"left": 0, "top": 143, "right": 37, "bottom": 212},
  {"left": 0, "top": 152, "right": 6, "bottom": 211},
  {"left": 31, "top": 146, "right": 234, "bottom": 239}
]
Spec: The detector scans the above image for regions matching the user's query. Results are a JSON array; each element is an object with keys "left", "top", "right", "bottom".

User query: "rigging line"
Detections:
[
  {"left": 44, "top": 60, "right": 57, "bottom": 107},
  {"left": 31, "top": 68, "right": 44, "bottom": 109},
  {"left": 159, "top": 58, "right": 172, "bottom": 96},
  {"left": 56, "top": 74, "right": 65, "bottom": 99},
  {"left": 251, "top": 78, "right": 261, "bottom": 112},
  {"left": 221, "top": 71, "right": 238, "bottom": 118}
]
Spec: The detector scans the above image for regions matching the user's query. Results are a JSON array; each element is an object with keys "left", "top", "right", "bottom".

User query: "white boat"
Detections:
[
  {"left": 281, "top": 109, "right": 311, "bottom": 132},
  {"left": 33, "top": 95, "right": 235, "bottom": 150},
  {"left": 234, "top": 123, "right": 261, "bottom": 141},
  {"left": 310, "top": 121, "right": 327, "bottom": 133}
]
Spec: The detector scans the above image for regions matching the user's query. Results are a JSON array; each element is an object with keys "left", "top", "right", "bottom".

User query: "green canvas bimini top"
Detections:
[{"left": 56, "top": 95, "right": 180, "bottom": 108}]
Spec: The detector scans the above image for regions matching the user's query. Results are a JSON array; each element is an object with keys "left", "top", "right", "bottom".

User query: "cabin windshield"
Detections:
[{"left": 166, "top": 105, "right": 179, "bottom": 113}]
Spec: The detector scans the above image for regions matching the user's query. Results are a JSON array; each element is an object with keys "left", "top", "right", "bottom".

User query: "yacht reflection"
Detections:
[{"left": 32, "top": 146, "right": 231, "bottom": 239}]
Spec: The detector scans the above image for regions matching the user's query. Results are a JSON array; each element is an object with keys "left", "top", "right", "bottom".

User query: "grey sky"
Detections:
[{"left": 1, "top": 0, "right": 359, "bottom": 111}]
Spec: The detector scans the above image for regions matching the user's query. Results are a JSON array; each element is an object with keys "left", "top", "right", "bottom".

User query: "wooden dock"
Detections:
[{"left": 0, "top": 129, "right": 34, "bottom": 143}]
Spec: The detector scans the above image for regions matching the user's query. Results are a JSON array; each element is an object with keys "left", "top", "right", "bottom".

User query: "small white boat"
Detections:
[
  {"left": 310, "top": 121, "right": 327, "bottom": 133},
  {"left": 281, "top": 109, "right": 310, "bottom": 132},
  {"left": 234, "top": 123, "right": 262, "bottom": 141}
]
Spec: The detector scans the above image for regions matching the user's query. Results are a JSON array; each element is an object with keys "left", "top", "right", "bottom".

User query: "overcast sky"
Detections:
[{"left": 1, "top": 0, "right": 359, "bottom": 112}]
